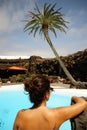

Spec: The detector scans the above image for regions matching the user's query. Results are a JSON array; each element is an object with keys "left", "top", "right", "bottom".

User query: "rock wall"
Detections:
[
  {"left": 28, "top": 49, "right": 87, "bottom": 82},
  {"left": 61, "top": 49, "right": 87, "bottom": 81},
  {"left": 0, "top": 49, "right": 87, "bottom": 82}
]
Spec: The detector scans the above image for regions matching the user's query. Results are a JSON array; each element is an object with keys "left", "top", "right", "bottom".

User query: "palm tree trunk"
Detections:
[{"left": 43, "top": 29, "right": 78, "bottom": 86}]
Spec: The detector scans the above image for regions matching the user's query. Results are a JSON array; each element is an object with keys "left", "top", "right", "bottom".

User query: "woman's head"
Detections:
[{"left": 24, "top": 75, "right": 53, "bottom": 107}]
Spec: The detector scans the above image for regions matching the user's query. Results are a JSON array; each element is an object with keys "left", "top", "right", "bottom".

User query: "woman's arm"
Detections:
[{"left": 54, "top": 96, "right": 87, "bottom": 125}]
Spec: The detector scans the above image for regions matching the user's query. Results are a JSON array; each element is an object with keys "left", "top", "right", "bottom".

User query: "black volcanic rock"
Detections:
[
  {"left": 0, "top": 49, "right": 87, "bottom": 82},
  {"left": 28, "top": 49, "right": 87, "bottom": 82}
]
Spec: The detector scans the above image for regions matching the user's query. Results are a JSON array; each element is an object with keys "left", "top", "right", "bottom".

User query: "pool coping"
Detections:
[{"left": 0, "top": 84, "right": 87, "bottom": 97}]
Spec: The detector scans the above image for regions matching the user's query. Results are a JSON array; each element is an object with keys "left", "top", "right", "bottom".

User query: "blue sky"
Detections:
[{"left": 0, "top": 0, "right": 87, "bottom": 58}]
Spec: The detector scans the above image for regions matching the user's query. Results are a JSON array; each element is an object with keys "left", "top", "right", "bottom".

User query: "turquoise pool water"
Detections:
[{"left": 0, "top": 87, "right": 71, "bottom": 130}]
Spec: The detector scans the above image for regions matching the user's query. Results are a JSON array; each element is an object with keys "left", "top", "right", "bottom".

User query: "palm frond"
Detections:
[
  {"left": 34, "top": 26, "right": 40, "bottom": 37},
  {"left": 48, "top": 3, "right": 56, "bottom": 13},
  {"left": 35, "top": 2, "right": 41, "bottom": 14},
  {"left": 39, "top": 28, "right": 43, "bottom": 35},
  {"left": 24, "top": 19, "right": 37, "bottom": 31},
  {"left": 29, "top": 12, "right": 40, "bottom": 20},
  {"left": 49, "top": 27, "right": 57, "bottom": 37},
  {"left": 45, "top": 3, "right": 56, "bottom": 17},
  {"left": 24, "top": 3, "right": 68, "bottom": 37},
  {"left": 44, "top": 3, "right": 51, "bottom": 17},
  {"left": 53, "top": 24, "right": 66, "bottom": 33}
]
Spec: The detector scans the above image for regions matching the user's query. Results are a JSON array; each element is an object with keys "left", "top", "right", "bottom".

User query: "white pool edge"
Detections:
[
  {"left": 0, "top": 84, "right": 24, "bottom": 91},
  {"left": 0, "top": 84, "right": 87, "bottom": 97}
]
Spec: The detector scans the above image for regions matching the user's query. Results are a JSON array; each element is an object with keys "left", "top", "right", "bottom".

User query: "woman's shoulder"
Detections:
[
  {"left": 15, "top": 109, "right": 31, "bottom": 121},
  {"left": 16, "top": 109, "right": 29, "bottom": 116}
]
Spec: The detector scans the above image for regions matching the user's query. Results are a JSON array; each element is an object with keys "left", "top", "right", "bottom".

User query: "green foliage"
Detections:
[
  {"left": 28, "top": 74, "right": 36, "bottom": 80},
  {"left": 17, "top": 74, "right": 26, "bottom": 82},
  {"left": 42, "top": 74, "right": 48, "bottom": 77},
  {"left": 24, "top": 3, "right": 68, "bottom": 37}
]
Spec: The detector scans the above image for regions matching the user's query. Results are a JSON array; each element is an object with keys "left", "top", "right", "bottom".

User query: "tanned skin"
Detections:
[{"left": 13, "top": 93, "right": 87, "bottom": 130}]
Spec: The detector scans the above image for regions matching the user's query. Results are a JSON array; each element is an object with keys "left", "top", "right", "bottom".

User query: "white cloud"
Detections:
[
  {"left": 65, "top": 9, "right": 87, "bottom": 38},
  {"left": 0, "top": 55, "right": 29, "bottom": 59},
  {"left": 67, "top": 24, "right": 87, "bottom": 38},
  {"left": 0, "top": 10, "right": 9, "bottom": 31},
  {"left": 0, "top": 47, "right": 54, "bottom": 58},
  {"left": 0, "top": 0, "right": 35, "bottom": 32}
]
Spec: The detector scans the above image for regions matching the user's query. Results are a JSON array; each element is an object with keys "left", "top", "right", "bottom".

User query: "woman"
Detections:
[{"left": 13, "top": 75, "right": 87, "bottom": 130}]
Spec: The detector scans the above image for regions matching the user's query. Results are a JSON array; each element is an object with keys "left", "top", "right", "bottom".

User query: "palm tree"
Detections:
[{"left": 24, "top": 3, "right": 78, "bottom": 86}]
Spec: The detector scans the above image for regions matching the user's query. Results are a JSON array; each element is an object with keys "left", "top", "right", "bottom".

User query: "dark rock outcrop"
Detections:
[
  {"left": 61, "top": 49, "right": 87, "bottom": 82},
  {"left": 0, "top": 49, "right": 87, "bottom": 82},
  {"left": 28, "top": 49, "right": 87, "bottom": 82},
  {"left": 28, "top": 56, "right": 60, "bottom": 75}
]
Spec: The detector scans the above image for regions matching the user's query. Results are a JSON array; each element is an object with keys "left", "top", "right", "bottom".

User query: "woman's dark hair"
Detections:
[{"left": 24, "top": 75, "right": 53, "bottom": 107}]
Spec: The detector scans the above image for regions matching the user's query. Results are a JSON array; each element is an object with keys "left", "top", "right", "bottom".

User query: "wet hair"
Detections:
[{"left": 24, "top": 75, "right": 53, "bottom": 107}]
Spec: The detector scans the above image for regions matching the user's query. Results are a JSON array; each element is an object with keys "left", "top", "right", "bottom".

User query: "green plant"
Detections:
[{"left": 17, "top": 74, "right": 26, "bottom": 82}]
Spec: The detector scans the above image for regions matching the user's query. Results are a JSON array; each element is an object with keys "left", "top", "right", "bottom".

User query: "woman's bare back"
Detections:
[
  {"left": 13, "top": 96, "right": 87, "bottom": 130},
  {"left": 13, "top": 107, "right": 58, "bottom": 130}
]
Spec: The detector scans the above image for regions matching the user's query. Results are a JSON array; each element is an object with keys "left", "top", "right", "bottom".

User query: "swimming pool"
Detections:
[{"left": 0, "top": 84, "right": 87, "bottom": 130}]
